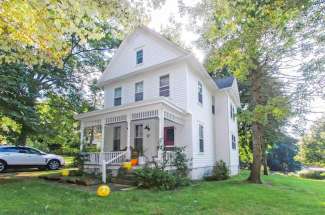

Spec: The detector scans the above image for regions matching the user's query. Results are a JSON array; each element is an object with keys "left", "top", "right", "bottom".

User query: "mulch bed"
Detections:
[{"left": 39, "top": 173, "right": 101, "bottom": 186}]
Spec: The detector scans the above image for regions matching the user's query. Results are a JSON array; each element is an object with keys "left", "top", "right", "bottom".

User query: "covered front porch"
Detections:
[{"left": 76, "top": 99, "right": 188, "bottom": 171}]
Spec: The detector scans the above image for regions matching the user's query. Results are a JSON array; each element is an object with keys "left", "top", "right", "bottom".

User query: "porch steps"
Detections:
[{"left": 110, "top": 168, "right": 138, "bottom": 186}]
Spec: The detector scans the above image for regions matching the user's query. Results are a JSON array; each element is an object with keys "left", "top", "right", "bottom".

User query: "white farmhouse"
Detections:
[{"left": 75, "top": 27, "right": 240, "bottom": 180}]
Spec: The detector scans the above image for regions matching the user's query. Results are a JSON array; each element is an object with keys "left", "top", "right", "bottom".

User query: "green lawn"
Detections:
[{"left": 0, "top": 171, "right": 324, "bottom": 215}]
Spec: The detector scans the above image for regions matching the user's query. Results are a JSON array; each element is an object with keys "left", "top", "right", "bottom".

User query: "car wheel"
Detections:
[
  {"left": 47, "top": 159, "right": 60, "bottom": 170},
  {"left": 0, "top": 160, "right": 7, "bottom": 173}
]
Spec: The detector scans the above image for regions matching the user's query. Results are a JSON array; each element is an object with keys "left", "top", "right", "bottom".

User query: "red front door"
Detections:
[{"left": 164, "top": 126, "right": 174, "bottom": 148}]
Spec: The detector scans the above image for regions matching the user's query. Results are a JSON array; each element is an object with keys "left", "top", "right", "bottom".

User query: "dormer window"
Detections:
[{"left": 136, "top": 49, "right": 143, "bottom": 64}]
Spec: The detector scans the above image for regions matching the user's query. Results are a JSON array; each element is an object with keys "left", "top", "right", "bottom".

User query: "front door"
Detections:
[
  {"left": 134, "top": 124, "right": 143, "bottom": 156},
  {"left": 113, "top": 126, "right": 121, "bottom": 151},
  {"left": 164, "top": 126, "right": 175, "bottom": 150}
]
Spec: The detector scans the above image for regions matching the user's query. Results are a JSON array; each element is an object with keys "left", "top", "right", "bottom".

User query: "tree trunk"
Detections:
[
  {"left": 247, "top": 65, "right": 264, "bottom": 184},
  {"left": 248, "top": 122, "right": 263, "bottom": 183},
  {"left": 263, "top": 152, "right": 268, "bottom": 176},
  {"left": 17, "top": 125, "right": 28, "bottom": 146}
]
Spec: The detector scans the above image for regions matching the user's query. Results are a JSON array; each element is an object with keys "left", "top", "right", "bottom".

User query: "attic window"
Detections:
[{"left": 136, "top": 49, "right": 143, "bottom": 64}]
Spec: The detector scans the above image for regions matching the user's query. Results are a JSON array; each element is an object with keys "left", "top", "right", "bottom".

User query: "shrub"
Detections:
[
  {"left": 133, "top": 146, "right": 190, "bottom": 190},
  {"left": 205, "top": 160, "right": 229, "bottom": 181},
  {"left": 299, "top": 170, "right": 325, "bottom": 180},
  {"left": 133, "top": 166, "right": 178, "bottom": 190},
  {"left": 171, "top": 146, "right": 190, "bottom": 177}
]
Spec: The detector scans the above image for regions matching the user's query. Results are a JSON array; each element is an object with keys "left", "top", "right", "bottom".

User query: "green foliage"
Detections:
[
  {"left": 133, "top": 146, "right": 190, "bottom": 190},
  {"left": 296, "top": 116, "right": 325, "bottom": 167},
  {"left": 133, "top": 166, "right": 178, "bottom": 190},
  {"left": 267, "top": 136, "right": 301, "bottom": 173},
  {"left": 0, "top": 116, "right": 21, "bottom": 144},
  {"left": 28, "top": 95, "right": 81, "bottom": 155},
  {"left": 0, "top": 0, "right": 142, "bottom": 65},
  {"left": 299, "top": 170, "right": 325, "bottom": 180},
  {"left": 205, "top": 160, "right": 229, "bottom": 181},
  {"left": 192, "top": 0, "right": 313, "bottom": 182},
  {"left": 171, "top": 146, "right": 190, "bottom": 177}
]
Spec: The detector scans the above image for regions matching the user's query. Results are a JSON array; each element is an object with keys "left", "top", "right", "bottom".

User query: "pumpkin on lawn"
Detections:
[
  {"left": 61, "top": 169, "right": 69, "bottom": 177},
  {"left": 97, "top": 185, "right": 111, "bottom": 197}
]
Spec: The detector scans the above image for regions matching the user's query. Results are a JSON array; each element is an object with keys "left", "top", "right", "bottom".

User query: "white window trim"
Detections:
[
  {"left": 159, "top": 74, "right": 170, "bottom": 97},
  {"left": 135, "top": 81, "right": 144, "bottom": 102},
  {"left": 135, "top": 46, "right": 144, "bottom": 66},
  {"left": 114, "top": 87, "right": 122, "bottom": 106},
  {"left": 198, "top": 81, "right": 203, "bottom": 106},
  {"left": 198, "top": 123, "right": 204, "bottom": 153},
  {"left": 231, "top": 134, "right": 237, "bottom": 150}
]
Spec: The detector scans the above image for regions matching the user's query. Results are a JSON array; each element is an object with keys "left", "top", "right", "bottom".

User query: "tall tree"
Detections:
[
  {"left": 0, "top": 0, "right": 143, "bottom": 66},
  {"left": 296, "top": 115, "right": 325, "bottom": 167},
  {"left": 188, "top": 0, "right": 310, "bottom": 183},
  {"left": 0, "top": 1, "right": 146, "bottom": 145}
]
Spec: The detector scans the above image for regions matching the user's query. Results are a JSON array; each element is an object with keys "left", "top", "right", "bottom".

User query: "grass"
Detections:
[{"left": 0, "top": 171, "right": 324, "bottom": 215}]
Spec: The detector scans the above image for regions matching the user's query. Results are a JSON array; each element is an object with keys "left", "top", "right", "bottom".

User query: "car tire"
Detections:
[
  {"left": 0, "top": 160, "right": 7, "bottom": 173},
  {"left": 47, "top": 159, "right": 61, "bottom": 170}
]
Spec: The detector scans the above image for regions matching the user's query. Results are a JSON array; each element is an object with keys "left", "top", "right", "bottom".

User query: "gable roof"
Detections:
[
  {"left": 98, "top": 26, "right": 241, "bottom": 107},
  {"left": 213, "top": 76, "right": 235, "bottom": 89},
  {"left": 99, "top": 26, "right": 189, "bottom": 84}
]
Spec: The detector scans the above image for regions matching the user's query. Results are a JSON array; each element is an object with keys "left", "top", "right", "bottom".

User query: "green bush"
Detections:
[
  {"left": 133, "top": 166, "right": 178, "bottom": 190},
  {"left": 133, "top": 146, "right": 190, "bottom": 190},
  {"left": 171, "top": 146, "right": 189, "bottom": 177},
  {"left": 205, "top": 160, "right": 230, "bottom": 181},
  {"left": 299, "top": 170, "right": 325, "bottom": 180}
]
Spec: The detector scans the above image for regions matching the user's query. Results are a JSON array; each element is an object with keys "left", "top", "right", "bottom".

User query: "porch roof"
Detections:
[{"left": 74, "top": 97, "right": 189, "bottom": 121}]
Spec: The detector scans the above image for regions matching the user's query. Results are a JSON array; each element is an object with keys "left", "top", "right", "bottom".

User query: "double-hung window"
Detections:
[
  {"left": 159, "top": 75, "right": 169, "bottom": 97},
  {"left": 212, "top": 96, "right": 215, "bottom": 114},
  {"left": 232, "top": 135, "right": 236, "bottom": 150},
  {"left": 198, "top": 81, "right": 203, "bottom": 104},
  {"left": 136, "top": 49, "right": 143, "bottom": 64},
  {"left": 199, "top": 125, "right": 204, "bottom": 152},
  {"left": 113, "top": 127, "right": 121, "bottom": 151},
  {"left": 114, "top": 87, "right": 122, "bottom": 106},
  {"left": 230, "top": 104, "right": 235, "bottom": 120},
  {"left": 135, "top": 81, "right": 143, "bottom": 102}
]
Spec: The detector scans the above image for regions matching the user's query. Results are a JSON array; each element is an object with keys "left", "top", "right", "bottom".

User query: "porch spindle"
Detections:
[
  {"left": 157, "top": 110, "right": 164, "bottom": 162},
  {"left": 126, "top": 114, "right": 131, "bottom": 160},
  {"left": 80, "top": 122, "right": 84, "bottom": 151},
  {"left": 101, "top": 120, "right": 105, "bottom": 153}
]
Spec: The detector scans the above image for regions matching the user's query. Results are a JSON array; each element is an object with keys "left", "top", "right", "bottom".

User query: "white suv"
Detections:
[{"left": 0, "top": 146, "right": 65, "bottom": 173}]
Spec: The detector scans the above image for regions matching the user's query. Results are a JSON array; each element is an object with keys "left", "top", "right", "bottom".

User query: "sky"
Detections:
[{"left": 147, "top": 0, "right": 325, "bottom": 134}]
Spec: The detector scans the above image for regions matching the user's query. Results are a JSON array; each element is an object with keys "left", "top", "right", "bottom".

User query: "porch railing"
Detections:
[
  {"left": 82, "top": 151, "right": 127, "bottom": 165},
  {"left": 164, "top": 151, "right": 176, "bottom": 167}
]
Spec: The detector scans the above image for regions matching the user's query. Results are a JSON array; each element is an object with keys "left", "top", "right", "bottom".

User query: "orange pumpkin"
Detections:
[{"left": 130, "top": 159, "right": 138, "bottom": 166}]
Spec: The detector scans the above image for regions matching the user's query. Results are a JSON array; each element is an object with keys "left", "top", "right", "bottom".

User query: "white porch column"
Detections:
[
  {"left": 126, "top": 114, "right": 131, "bottom": 160},
  {"left": 80, "top": 121, "right": 84, "bottom": 152},
  {"left": 157, "top": 109, "right": 164, "bottom": 162},
  {"left": 101, "top": 119, "right": 105, "bottom": 153}
]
